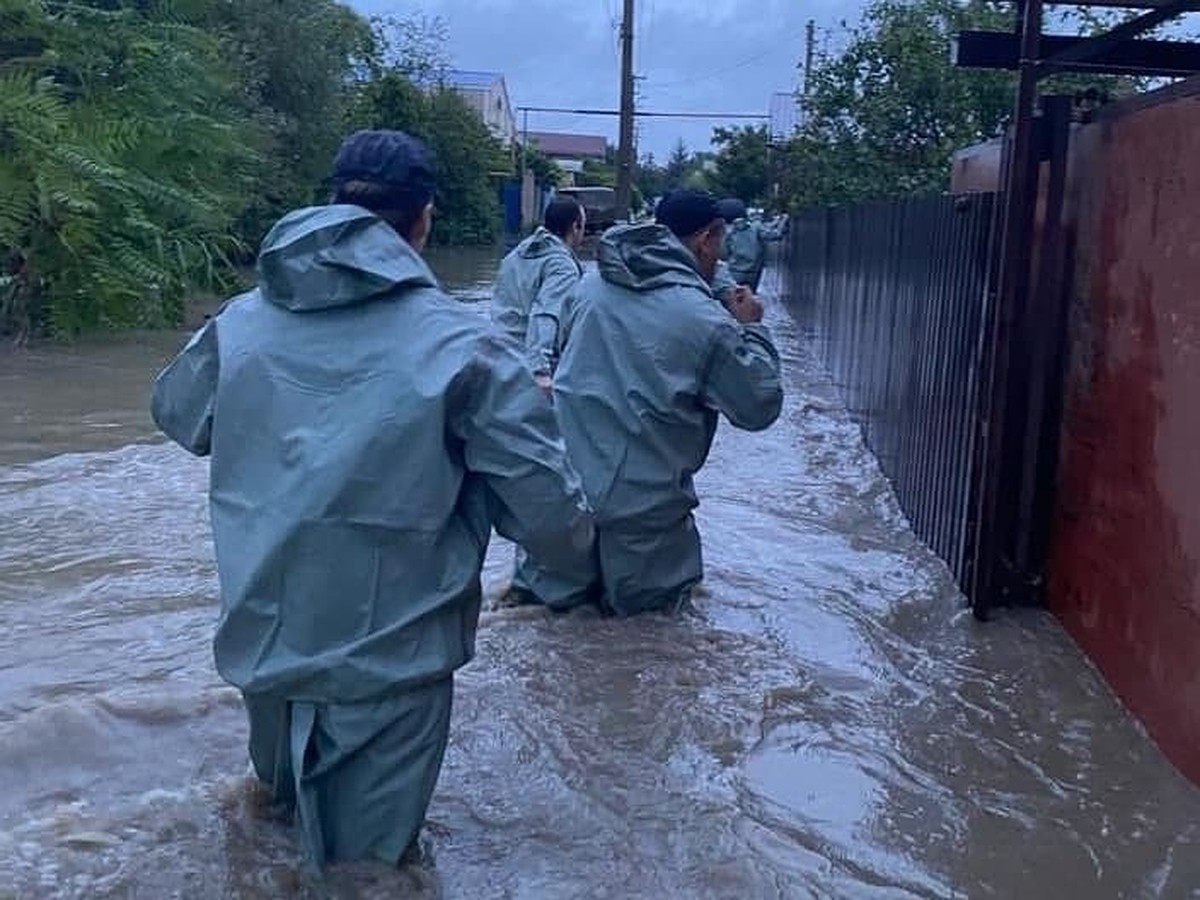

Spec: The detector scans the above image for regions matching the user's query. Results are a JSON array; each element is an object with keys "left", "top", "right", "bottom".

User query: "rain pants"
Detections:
[
  {"left": 150, "top": 204, "right": 595, "bottom": 866},
  {"left": 520, "top": 222, "right": 783, "bottom": 616},
  {"left": 722, "top": 216, "right": 788, "bottom": 292},
  {"left": 491, "top": 226, "right": 583, "bottom": 376}
]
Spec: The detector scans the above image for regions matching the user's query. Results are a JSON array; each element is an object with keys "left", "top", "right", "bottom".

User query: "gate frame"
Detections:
[{"left": 957, "top": 0, "right": 1200, "bottom": 620}]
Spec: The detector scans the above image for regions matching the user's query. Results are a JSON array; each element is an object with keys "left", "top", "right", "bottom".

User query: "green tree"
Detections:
[
  {"left": 579, "top": 158, "right": 617, "bottom": 188},
  {"left": 208, "top": 0, "right": 377, "bottom": 245},
  {"left": 635, "top": 152, "right": 667, "bottom": 200},
  {"left": 423, "top": 88, "right": 508, "bottom": 244},
  {"left": 781, "top": 0, "right": 1014, "bottom": 209},
  {"left": 1, "top": 0, "right": 258, "bottom": 339},
  {"left": 345, "top": 13, "right": 511, "bottom": 244},
  {"left": 370, "top": 12, "right": 450, "bottom": 84},
  {"left": 780, "top": 0, "right": 1147, "bottom": 210},
  {"left": 663, "top": 138, "right": 692, "bottom": 188},
  {"left": 518, "top": 144, "right": 563, "bottom": 187},
  {"left": 708, "top": 125, "right": 771, "bottom": 205},
  {"left": 0, "top": 0, "right": 515, "bottom": 339},
  {"left": 344, "top": 71, "right": 428, "bottom": 143},
  {"left": 346, "top": 74, "right": 508, "bottom": 245}
]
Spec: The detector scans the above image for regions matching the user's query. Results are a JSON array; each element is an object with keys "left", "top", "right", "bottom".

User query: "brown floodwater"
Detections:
[{"left": 1, "top": 249, "right": 1197, "bottom": 899}]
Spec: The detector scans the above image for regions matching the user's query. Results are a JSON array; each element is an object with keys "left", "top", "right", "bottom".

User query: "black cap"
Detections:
[
  {"left": 331, "top": 129, "right": 438, "bottom": 202},
  {"left": 716, "top": 198, "right": 747, "bottom": 222},
  {"left": 655, "top": 188, "right": 721, "bottom": 239}
]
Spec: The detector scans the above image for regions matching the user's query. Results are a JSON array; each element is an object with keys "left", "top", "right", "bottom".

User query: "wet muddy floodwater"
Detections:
[{"left": 1, "top": 248, "right": 1198, "bottom": 899}]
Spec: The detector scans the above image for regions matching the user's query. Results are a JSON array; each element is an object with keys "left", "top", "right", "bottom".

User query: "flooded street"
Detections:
[{"left": 1, "top": 248, "right": 1198, "bottom": 899}]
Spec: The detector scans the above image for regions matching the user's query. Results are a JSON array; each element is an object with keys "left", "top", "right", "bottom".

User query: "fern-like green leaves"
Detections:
[
  {"left": 1, "top": 0, "right": 254, "bottom": 337},
  {"left": 1, "top": 1, "right": 516, "bottom": 339}
]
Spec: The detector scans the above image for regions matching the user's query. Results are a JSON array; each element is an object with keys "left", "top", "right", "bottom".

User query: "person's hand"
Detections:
[
  {"left": 533, "top": 372, "right": 554, "bottom": 397},
  {"left": 725, "top": 285, "right": 764, "bottom": 325}
]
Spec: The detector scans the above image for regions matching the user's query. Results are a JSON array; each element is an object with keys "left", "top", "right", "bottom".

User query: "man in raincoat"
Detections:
[
  {"left": 149, "top": 130, "right": 595, "bottom": 867},
  {"left": 717, "top": 198, "right": 789, "bottom": 293},
  {"left": 524, "top": 189, "right": 783, "bottom": 616},
  {"left": 701, "top": 204, "right": 747, "bottom": 306},
  {"left": 491, "top": 195, "right": 587, "bottom": 382}
]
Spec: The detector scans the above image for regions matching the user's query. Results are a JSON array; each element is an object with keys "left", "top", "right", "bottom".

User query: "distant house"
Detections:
[
  {"left": 524, "top": 131, "right": 608, "bottom": 185},
  {"left": 439, "top": 69, "right": 516, "bottom": 147}
]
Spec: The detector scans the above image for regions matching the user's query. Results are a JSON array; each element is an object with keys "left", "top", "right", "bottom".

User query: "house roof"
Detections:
[
  {"left": 526, "top": 131, "right": 607, "bottom": 159},
  {"left": 443, "top": 69, "right": 503, "bottom": 90}
]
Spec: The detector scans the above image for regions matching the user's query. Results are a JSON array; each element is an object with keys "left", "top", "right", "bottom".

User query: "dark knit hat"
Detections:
[
  {"left": 331, "top": 130, "right": 438, "bottom": 204},
  {"left": 655, "top": 189, "right": 722, "bottom": 239}
]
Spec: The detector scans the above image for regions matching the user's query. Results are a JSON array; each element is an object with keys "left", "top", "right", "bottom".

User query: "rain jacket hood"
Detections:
[
  {"left": 257, "top": 204, "right": 438, "bottom": 312},
  {"left": 515, "top": 225, "right": 571, "bottom": 262},
  {"left": 597, "top": 222, "right": 712, "bottom": 295}
]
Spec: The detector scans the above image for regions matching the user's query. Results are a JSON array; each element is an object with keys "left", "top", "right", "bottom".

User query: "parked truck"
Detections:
[{"left": 555, "top": 186, "right": 620, "bottom": 233}]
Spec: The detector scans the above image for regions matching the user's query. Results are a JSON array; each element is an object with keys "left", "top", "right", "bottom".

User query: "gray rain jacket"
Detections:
[
  {"left": 722, "top": 216, "right": 787, "bottom": 291},
  {"left": 151, "top": 204, "right": 595, "bottom": 702},
  {"left": 491, "top": 226, "right": 582, "bottom": 375}
]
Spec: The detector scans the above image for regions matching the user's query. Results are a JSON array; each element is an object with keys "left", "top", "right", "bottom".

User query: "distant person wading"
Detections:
[
  {"left": 491, "top": 196, "right": 587, "bottom": 385},
  {"left": 716, "top": 198, "right": 789, "bottom": 293}
]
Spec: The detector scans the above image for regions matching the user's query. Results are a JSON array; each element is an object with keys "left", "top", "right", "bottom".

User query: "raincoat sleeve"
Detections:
[
  {"left": 711, "top": 261, "right": 738, "bottom": 303},
  {"left": 150, "top": 319, "right": 219, "bottom": 457},
  {"left": 556, "top": 278, "right": 593, "bottom": 360},
  {"left": 700, "top": 321, "right": 784, "bottom": 433},
  {"left": 450, "top": 333, "right": 595, "bottom": 569},
  {"left": 526, "top": 256, "right": 579, "bottom": 375}
]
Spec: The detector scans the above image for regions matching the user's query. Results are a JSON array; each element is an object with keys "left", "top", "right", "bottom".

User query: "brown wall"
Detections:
[{"left": 1048, "top": 81, "right": 1200, "bottom": 784}]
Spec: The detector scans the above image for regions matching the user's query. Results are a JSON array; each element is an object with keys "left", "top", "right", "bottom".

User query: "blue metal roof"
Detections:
[{"left": 443, "top": 69, "right": 502, "bottom": 90}]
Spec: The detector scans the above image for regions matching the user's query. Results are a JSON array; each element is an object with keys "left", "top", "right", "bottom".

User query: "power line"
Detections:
[
  {"left": 602, "top": 0, "right": 621, "bottom": 64},
  {"left": 633, "top": 75, "right": 646, "bottom": 153},
  {"left": 638, "top": 0, "right": 657, "bottom": 71},
  {"left": 648, "top": 47, "right": 788, "bottom": 91},
  {"left": 641, "top": 21, "right": 813, "bottom": 94},
  {"left": 517, "top": 105, "right": 768, "bottom": 119}
]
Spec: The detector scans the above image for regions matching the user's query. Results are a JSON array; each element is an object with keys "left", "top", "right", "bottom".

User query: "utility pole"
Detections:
[
  {"left": 518, "top": 107, "right": 532, "bottom": 230},
  {"left": 632, "top": 74, "right": 646, "bottom": 152},
  {"left": 632, "top": 73, "right": 646, "bottom": 211},
  {"left": 802, "top": 19, "right": 815, "bottom": 100},
  {"left": 615, "top": 0, "right": 635, "bottom": 222}
]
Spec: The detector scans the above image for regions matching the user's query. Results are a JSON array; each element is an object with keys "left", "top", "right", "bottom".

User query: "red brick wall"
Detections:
[{"left": 1049, "top": 84, "right": 1200, "bottom": 784}]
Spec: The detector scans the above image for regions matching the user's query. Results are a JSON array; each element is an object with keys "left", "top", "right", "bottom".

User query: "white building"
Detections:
[{"left": 441, "top": 70, "right": 517, "bottom": 147}]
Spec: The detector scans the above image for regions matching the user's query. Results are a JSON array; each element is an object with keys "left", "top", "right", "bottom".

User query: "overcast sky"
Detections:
[{"left": 349, "top": 0, "right": 859, "bottom": 159}]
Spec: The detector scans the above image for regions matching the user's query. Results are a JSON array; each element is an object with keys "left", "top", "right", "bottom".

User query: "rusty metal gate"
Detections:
[
  {"left": 784, "top": 193, "right": 998, "bottom": 597},
  {"left": 783, "top": 97, "right": 1077, "bottom": 619}
]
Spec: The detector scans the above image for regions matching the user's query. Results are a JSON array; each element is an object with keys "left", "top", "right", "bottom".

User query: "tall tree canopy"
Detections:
[
  {"left": 1, "top": 0, "right": 515, "bottom": 339},
  {"left": 769, "top": 0, "right": 1143, "bottom": 210}
]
